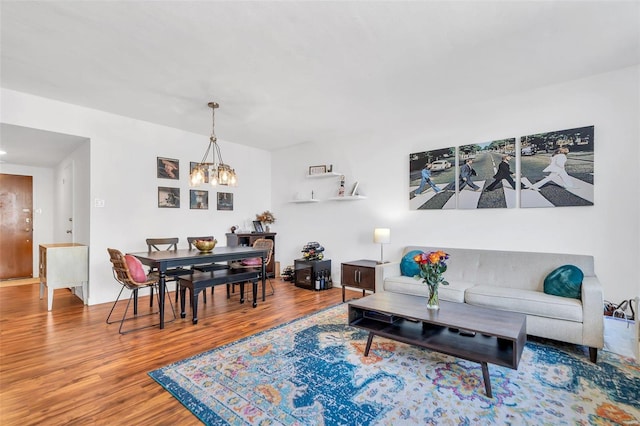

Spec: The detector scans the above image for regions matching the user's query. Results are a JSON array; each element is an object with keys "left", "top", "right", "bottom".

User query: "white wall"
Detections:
[
  {"left": 1, "top": 66, "right": 638, "bottom": 305},
  {"left": 0, "top": 163, "right": 55, "bottom": 275},
  {"left": 1, "top": 88, "right": 272, "bottom": 305},
  {"left": 273, "top": 66, "right": 640, "bottom": 303}
]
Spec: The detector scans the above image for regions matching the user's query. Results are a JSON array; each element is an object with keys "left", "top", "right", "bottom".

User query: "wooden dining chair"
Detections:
[
  {"left": 145, "top": 237, "right": 191, "bottom": 304},
  {"left": 229, "top": 238, "right": 275, "bottom": 298},
  {"left": 106, "top": 248, "right": 176, "bottom": 334}
]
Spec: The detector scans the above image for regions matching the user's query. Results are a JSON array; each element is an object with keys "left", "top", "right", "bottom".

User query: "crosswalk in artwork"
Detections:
[{"left": 409, "top": 126, "right": 594, "bottom": 210}]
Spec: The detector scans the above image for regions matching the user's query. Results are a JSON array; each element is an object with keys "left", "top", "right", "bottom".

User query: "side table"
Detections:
[{"left": 341, "top": 259, "right": 377, "bottom": 302}]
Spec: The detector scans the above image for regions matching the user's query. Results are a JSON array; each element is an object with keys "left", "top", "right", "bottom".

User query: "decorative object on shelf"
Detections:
[
  {"left": 252, "top": 221, "right": 264, "bottom": 233},
  {"left": 189, "top": 189, "right": 208, "bottom": 209},
  {"left": 301, "top": 241, "right": 324, "bottom": 260},
  {"left": 158, "top": 187, "right": 180, "bottom": 208},
  {"left": 308, "top": 165, "right": 327, "bottom": 175},
  {"left": 338, "top": 175, "right": 345, "bottom": 196},
  {"left": 230, "top": 225, "right": 238, "bottom": 234},
  {"left": 373, "top": 228, "right": 390, "bottom": 263},
  {"left": 413, "top": 250, "right": 450, "bottom": 310},
  {"left": 193, "top": 238, "right": 217, "bottom": 252},
  {"left": 350, "top": 181, "right": 360, "bottom": 196},
  {"left": 256, "top": 210, "right": 276, "bottom": 232},
  {"left": 157, "top": 157, "right": 180, "bottom": 179},
  {"left": 217, "top": 192, "right": 233, "bottom": 211},
  {"left": 190, "top": 101, "right": 238, "bottom": 187}
]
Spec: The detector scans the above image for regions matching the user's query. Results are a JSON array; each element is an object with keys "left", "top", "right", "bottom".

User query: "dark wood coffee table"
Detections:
[{"left": 348, "top": 292, "right": 526, "bottom": 397}]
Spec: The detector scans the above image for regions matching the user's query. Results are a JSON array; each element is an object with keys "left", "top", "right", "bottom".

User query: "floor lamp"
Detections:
[{"left": 373, "top": 228, "right": 390, "bottom": 264}]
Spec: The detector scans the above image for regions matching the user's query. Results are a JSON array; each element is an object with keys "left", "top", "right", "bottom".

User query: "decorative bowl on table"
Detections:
[{"left": 194, "top": 239, "right": 217, "bottom": 252}]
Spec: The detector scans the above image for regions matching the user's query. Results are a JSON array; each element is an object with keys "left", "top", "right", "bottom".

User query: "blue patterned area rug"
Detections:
[{"left": 149, "top": 304, "right": 640, "bottom": 425}]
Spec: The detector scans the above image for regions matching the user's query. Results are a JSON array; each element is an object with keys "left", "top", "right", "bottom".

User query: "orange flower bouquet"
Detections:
[{"left": 413, "top": 250, "right": 450, "bottom": 309}]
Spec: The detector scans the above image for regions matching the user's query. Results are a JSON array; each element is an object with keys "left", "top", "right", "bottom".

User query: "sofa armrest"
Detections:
[
  {"left": 375, "top": 261, "right": 401, "bottom": 293},
  {"left": 581, "top": 276, "right": 604, "bottom": 348}
]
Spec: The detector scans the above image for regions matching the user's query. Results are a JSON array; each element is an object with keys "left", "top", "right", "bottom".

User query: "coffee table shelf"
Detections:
[
  {"left": 350, "top": 315, "right": 517, "bottom": 368},
  {"left": 348, "top": 292, "right": 526, "bottom": 397}
]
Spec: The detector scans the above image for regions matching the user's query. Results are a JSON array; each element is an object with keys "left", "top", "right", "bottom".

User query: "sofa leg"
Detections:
[{"left": 589, "top": 347, "right": 598, "bottom": 364}]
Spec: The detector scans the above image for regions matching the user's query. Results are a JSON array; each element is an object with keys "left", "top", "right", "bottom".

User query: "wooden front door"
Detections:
[{"left": 0, "top": 174, "right": 33, "bottom": 279}]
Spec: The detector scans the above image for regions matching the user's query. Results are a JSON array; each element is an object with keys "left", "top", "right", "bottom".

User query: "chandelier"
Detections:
[{"left": 190, "top": 101, "right": 237, "bottom": 187}]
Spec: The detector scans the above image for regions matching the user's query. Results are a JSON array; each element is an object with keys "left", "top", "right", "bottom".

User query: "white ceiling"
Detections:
[{"left": 1, "top": 1, "right": 639, "bottom": 164}]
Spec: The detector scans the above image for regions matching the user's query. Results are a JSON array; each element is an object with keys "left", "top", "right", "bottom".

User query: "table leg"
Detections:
[
  {"left": 364, "top": 332, "right": 375, "bottom": 356},
  {"left": 159, "top": 272, "right": 166, "bottom": 329},
  {"left": 261, "top": 257, "right": 266, "bottom": 302},
  {"left": 342, "top": 285, "right": 345, "bottom": 303},
  {"left": 191, "top": 289, "right": 199, "bottom": 324},
  {"left": 481, "top": 362, "right": 492, "bottom": 398},
  {"left": 239, "top": 283, "right": 245, "bottom": 304},
  {"left": 179, "top": 284, "right": 187, "bottom": 318},
  {"left": 252, "top": 279, "right": 258, "bottom": 308}
]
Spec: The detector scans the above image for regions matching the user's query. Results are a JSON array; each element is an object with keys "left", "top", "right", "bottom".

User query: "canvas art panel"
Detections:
[
  {"left": 520, "top": 125, "right": 594, "bottom": 208},
  {"left": 190, "top": 190, "right": 208, "bottom": 210},
  {"left": 409, "top": 147, "right": 455, "bottom": 210},
  {"left": 157, "top": 157, "right": 179, "bottom": 179},
  {"left": 158, "top": 187, "right": 180, "bottom": 208},
  {"left": 217, "top": 192, "right": 233, "bottom": 211},
  {"left": 458, "top": 138, "right": 517, "bottom": 210}
]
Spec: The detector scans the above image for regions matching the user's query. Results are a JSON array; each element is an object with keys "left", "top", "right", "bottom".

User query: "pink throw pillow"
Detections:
[
  {"left": 125, "top": 255, "right": 147, "bottom": 283},
  {"left": 241, "top": 257, "right": 262, "bottom": 266}
]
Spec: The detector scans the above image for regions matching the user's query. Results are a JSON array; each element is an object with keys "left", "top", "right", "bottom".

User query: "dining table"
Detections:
[{"left": 129, "top": 246, "right": 268, "bottom": 329}]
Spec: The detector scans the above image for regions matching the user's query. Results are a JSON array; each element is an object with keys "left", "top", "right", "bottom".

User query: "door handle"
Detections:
[{"left": 66, "top": 230, "right": 73, "bottom": 234}]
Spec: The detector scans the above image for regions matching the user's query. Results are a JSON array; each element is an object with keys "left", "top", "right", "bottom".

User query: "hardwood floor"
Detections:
[{"left": 0, "top": 279, "right": 362, "bottom": 425}]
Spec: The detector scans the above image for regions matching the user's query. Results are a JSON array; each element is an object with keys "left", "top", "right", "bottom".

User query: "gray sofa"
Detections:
[{"left": 375, "top": 246, "right": 604, "bottom": 362}]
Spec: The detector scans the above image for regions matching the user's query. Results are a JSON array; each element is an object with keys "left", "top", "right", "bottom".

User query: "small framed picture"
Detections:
[
  {"left": 217, "top": 192, "right": 233, "bottom": 211},
  {"left": 253, "top": 220, "right": 264, "bottom": 233},
  {"left": 158, "top": 187, "right": 180, "bottom": 208},
  {"left": 157, "top": 157, "right": 179, "bottom": 179},
  {"left": 190, "top": 190, "right": 208, "bottom": 210},
  {"left": 308, "top": 165, "right": 327, "bottom": 175}
]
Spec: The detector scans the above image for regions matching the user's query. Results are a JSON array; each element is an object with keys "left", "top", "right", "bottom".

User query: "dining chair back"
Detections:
[
  {"left": 145, "top": 237, "right": 191, "bottom": 305},
  {"left": 146, "top": 237, "right": 179, "bottom": 251}
]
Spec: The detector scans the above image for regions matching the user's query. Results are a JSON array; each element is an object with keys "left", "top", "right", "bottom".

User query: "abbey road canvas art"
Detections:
[
  {"left": 520, "top": 126, "right": 594, "bottom": 208},
  {"left": 454, "top": 139, "right": 517, "bottom": 210},
  {"left": 409, "top": 147, "right": 455, "bottom": 210}
]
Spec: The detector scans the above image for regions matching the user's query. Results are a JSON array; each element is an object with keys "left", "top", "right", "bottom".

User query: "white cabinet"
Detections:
[{"left": 39, "top": 243, "right": 88, "bottom": 311}]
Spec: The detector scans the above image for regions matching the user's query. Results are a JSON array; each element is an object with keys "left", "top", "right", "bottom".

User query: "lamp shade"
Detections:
[{"left": 373, "top": 228, "right": 391, "bottom": 244}]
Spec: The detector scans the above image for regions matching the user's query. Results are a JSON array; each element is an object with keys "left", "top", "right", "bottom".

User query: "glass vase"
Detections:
[{"left": 427, "top": 284, "right": 439, "bottom": 310}]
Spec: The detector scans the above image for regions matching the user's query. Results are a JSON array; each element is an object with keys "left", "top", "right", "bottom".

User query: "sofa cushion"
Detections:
[
  {"left": 465, "top": 285, "right": 583, "bottom": 322},
  {"left": 400, "top": 250, "right": 423, "bottom": 277},
  {"left": 384, "top": 276, "right": 472, "bottom": 303},
  {"left": 543, "top": 265, "right": 583, "bottom": 299}
]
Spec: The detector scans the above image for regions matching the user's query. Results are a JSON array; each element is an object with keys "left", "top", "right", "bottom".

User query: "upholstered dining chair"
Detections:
[
  {"left": 229, "top": 238, "right": 275, "bottom": 298},
  {"left": 146, "top": 237, "right": 192, "bottom": 304},
  {"left": 106, "top": 248, "right": 176, "bottom": 334}
]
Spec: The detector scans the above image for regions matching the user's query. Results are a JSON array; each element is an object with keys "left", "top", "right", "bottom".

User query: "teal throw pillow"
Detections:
[
  {"left": 400, "top": 250, "right": 423, "bottom": 277},
  {"left": 543, "top": 265, "right": 584, "bottom": 299}
]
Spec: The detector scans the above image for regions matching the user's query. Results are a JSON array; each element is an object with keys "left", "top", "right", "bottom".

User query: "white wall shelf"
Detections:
[
  {"left": 290, "top": 199, "right": 321, "bottom": 204},
  {"left": 328, "top": 196, "right": 367, "bottom": 201},
  {"left": 306, "top": 172, "right": 341, "bottom": 179}
]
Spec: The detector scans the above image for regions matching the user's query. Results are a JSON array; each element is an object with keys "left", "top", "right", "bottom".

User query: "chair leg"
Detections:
[
  {"left": 106, "top": 286, "right": 127, "bottom": 325},
  {"left": 106, "top": 284, "right": 174, "bottom": 334}
]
